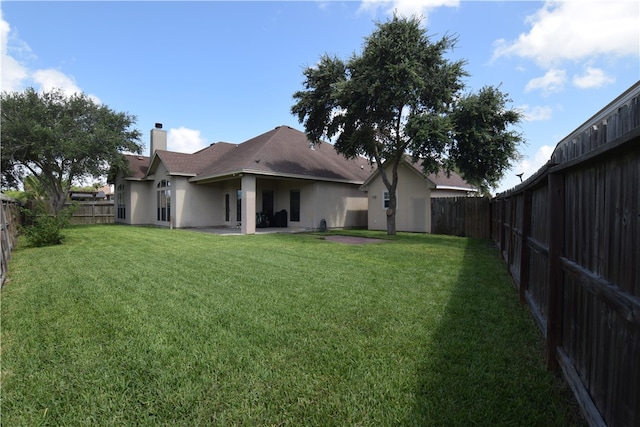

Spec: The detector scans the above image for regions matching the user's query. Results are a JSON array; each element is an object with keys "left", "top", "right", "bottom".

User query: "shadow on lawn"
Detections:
[{"left": 407, "top": 238, "right": 585, "bottom": 426}]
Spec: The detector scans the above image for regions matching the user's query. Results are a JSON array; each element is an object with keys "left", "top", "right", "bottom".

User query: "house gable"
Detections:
[
  {"left": 360, "top": 158, "right": 477, "bottom": 233},
  {"left": 360, "top": 157, "right": 476, "bottom": 195}
]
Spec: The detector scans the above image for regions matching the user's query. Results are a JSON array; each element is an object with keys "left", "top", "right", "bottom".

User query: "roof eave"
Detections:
[
  {"left": 435, "top": 185, "right": 479, "bottom": 192},
  {"left": 190, "top": 169, "right": 365, "bottom": 185},
  {"left": 167, "top": 172, "right": 197, "bottom": 178},
  {"left": 123, "top": 177, "right": 152, "bottom": 182}
]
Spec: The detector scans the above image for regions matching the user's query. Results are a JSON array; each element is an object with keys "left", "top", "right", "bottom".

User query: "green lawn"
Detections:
[{"left": 1, "top": 225, "right": 583, "bottom": 426}]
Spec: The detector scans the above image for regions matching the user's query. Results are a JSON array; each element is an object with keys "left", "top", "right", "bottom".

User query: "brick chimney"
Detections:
[{"left": 150, "top": 123, "right": 167, "bottom": 154}]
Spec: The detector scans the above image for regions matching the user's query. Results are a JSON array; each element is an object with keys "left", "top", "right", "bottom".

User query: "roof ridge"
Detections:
[
  {"left": 246, "top": 125, "right": 292, "bottom": 162},
  {"left": 250, "top": 126, "right": 282, "bottom": 161}
]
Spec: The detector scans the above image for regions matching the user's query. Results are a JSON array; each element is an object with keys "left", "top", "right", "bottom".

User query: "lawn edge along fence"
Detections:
[
  {"left": 1, "top": 194, "right": 20, "bottom": 286},
  {"left": 492, "top": 81, "right": 639, "bottom": 427}
]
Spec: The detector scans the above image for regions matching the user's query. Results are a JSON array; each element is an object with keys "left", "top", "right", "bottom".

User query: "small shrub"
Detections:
[{"left": 21, "top": 203, "right": 76, "bottom": 247}]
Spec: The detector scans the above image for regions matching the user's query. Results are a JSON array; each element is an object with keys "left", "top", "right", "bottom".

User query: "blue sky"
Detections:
[{"left": 2, "top": 0, "right": 638, "bottom": 193}]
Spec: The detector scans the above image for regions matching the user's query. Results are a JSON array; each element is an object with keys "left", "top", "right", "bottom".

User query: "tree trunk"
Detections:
[
  {"left": 50, "top": 192, "right": 66, "bottom": 216},
  {"left": 386, "top": 207, "right": 396, "bottom": 235},
  {"left": 376, "top": 156, "right": 400, "bottom": 236}
]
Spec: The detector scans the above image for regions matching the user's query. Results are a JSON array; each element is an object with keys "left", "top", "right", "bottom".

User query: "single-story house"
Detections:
[
  {"left": 112, "top": 124, "right": 372, "bottom": 234},
  {"left": 359, "top": 157, "right": 478, "bottom": 233}
]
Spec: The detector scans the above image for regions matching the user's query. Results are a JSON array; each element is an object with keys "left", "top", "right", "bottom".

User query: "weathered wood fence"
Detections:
[
  {"left": 492, "top": 81, "right": 640, "bottom": 427},
  {"left": 65, "top": 201, "right": 114, "bottom": 225},
  {"left": 430, "top": 197, "right": 491, "bottom": 239},
  {"left": 1, "top": 194, "right": 20, "bottom": 286}
]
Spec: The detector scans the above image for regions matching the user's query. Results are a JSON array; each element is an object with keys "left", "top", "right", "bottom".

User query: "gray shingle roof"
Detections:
[
  {"left": 152, "top": 142, "right": 236, "bottom": 176},
  {"left": 123, "top": 154, "right": 150, "bottom": 179},
  {"left": 123, "top": 126, "right": 372, "bottom": 184},
  {"left": 360, "top": 156, "right": 477, "bottom": 192},
  {"left": 194, "top": 126, "right": 371, "bottom": 183},
  {"left": 425, "top": 170, "right": 476, "bottom": 191}
]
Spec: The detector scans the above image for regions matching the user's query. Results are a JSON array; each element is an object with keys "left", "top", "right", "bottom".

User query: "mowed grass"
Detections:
[{"left": 1, "top": 225, "right": 583, "bottom": 426}]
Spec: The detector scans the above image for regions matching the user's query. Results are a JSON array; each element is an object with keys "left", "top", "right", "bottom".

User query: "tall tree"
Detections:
[
  {"left": 1, "top": 87, "right": 142, "bottom": 214},
  {"left": 292, "top": 15, "right": 524, "bottom": 235}
]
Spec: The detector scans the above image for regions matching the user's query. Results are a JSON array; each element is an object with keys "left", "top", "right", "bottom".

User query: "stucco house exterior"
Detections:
[
  {"left": 359, "top": 158, "right": 477, "bottom": 233},
  {"left": 112, "top": 124, "right": 371, "bottom": 234}
]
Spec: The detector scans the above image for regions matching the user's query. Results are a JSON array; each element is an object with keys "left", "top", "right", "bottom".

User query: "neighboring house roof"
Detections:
[
  {"left": 120, "top": 125, "right": 372, "bottom": 184},
  {"left": 424, "top": 170, "right": 477, "bottom": 192},
  {"left": 360, "top": 157, "right": 477, "bottom": 193},
  {"left": 96, "top": 184, "right": 113, "bottom": 196},
  {"left": 70, "top": 191, "right": 105, "bottom": 200}
]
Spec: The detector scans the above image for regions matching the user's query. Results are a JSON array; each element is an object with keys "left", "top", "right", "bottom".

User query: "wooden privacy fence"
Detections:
[
  {"left": 430, "top": 196, "right": 491, "bottom": 239},
  {"left": 493, "top": 81, "right": 639, "bottom": 427},
  {"left": 65, "top": 201, "right": 114, "bottom": 225},
  {"left": 1, "top": 194, "right": 20, "bottom": 286}
]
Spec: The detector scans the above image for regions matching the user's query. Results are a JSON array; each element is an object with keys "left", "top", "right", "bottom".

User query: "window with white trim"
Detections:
[
  {"left": 383, "top": 190, "right": 398, "bottom": 210},
  {"left": 383, "top": 191, "right": 390, "bottom": 209}
]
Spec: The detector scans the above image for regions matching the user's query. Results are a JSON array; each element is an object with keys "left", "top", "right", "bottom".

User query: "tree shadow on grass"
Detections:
[{"left": 407, "top": 239, "right": 586, "bottom": 426}]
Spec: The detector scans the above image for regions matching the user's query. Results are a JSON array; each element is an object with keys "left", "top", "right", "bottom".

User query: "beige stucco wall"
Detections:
[
  {"left": 114, "top": 173, "right": 151, "bottom": 226},
  {"left": 117, "top": 166, "right": 367, "bottom": 231},
  {"left": 261, "top": 179, "right": 366, "bottom": 230},
  {"left": 128, "top": 180, "right": 151, "bottom": 225},
  {"left": 220, "top": 179, "right": 242, "bottom": 228},
  {"left": 309, "top": 181, "right": 368, "bottom": 230},
  {"left": 364, "top": 164, "right": 433, "bottom": 233},
  {"left": 174, "top": 179, "right": 223, "bottom": 228}
]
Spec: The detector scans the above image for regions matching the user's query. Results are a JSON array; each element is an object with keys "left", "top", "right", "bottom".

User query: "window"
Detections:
[
  {"left": 383, "top": 191, "right": 390, "bottom": 209},
  {"left": 157, "top": 180, "right": 171, "bottom": 222},
  {"left": 236, "top": 189, "right": 242, "bottom": 222},
  {"left": 290, "top": 190, "right": 300, "bottom": 222},
  {"left": 116, "top": 184, "right": 126, "bottom": 219},
  {"left": 382, "top": 190, "right": 397, "bottom": 209},
  {"left": 225, "top": 193, "right": 230, "bottom": 222}
]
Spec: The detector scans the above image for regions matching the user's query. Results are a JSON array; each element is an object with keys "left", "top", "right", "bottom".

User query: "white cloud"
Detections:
[
  {"left": 493, "top": 0, "right": 639, "bottom": 67},
  {"left": 168, "top": 127, "right": 208, "bottom": 153},
  {"left": 1, "top": 12, "right": 99, "bottom": 102},
  {"left": 32, "top": 68, "right": 81, "bottom": 96},
  {"left": 573, "top": 67, "right": 615, "bottom": 89},
  {"left": 1, "top": 50, "right": 29, "bottom": 92},
  {"left": 525, "top": 68, "right": 567, "bottom": 95},
  {"left": 32, "top": 68, "right": 102, "bottom": 104},
  {"left": 520, "top": 104, "right": 553, "bottom": 122},
  {"left": 0, "top": 11, "right": 29, "bottom": 91},
  {"left": 358, "top": 0, "right": 459, "bottom": 21},
  {"left": 519, "top": 144, "right": 555, "bottom": 177},
  {"left": 498, "top": 144, "right": 555, "bottom": 192}
]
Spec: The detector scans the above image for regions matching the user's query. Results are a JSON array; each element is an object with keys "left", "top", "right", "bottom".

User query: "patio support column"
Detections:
[{"left": 241, "top": 175, "right": 256, "bottom": 234}]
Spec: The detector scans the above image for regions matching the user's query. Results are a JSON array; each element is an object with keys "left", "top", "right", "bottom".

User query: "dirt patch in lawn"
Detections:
[{"left": 323, "top": 235, "right": 388, "bottom": 245}]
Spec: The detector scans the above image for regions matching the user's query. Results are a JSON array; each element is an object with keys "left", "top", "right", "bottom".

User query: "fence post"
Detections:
[
  {"left": 499, "top": 198, "right": 506, "bottom": 258},
  {"left": 546, "top": 172, "right": 565, "bottom": 370},
  {"left": 519, "top": 190, "right": 532, "bottom": 304}
]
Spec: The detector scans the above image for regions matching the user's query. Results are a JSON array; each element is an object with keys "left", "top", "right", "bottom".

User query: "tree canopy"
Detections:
[
  {"left": 1, "top": 87, "right": 142, "bottom": 213},
  {"left": 291, "top": 15, "right": 524, "bottom": 234}
]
